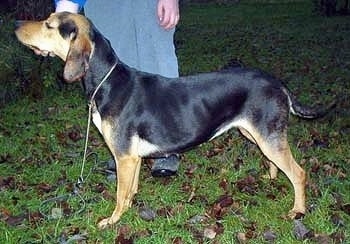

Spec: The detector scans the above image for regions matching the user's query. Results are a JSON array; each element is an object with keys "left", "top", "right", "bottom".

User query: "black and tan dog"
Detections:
[{"left": 15, "top": 12, "right": 334, "bottom": 229}]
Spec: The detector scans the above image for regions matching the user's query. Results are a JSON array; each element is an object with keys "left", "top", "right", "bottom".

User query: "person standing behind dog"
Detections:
[{"left": 54, "top": 0, "right": 181, "bottom": 177}]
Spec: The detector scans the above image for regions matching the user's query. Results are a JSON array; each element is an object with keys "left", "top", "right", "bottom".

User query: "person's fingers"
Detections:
[
  {"left": 160, "top": 10, "right": 179, "bottom": 29},
  {"left": 33, "top": 48, "right": 53, "bottom": 57},
  {"left": 157, "top": 2, "right": 164, "bottom": 22},
  {"left": 157, "top": 0, "right": 180, "bottom": 30},
  {"left": 33, "top": 49, "right": 42, "bottom": 55}
]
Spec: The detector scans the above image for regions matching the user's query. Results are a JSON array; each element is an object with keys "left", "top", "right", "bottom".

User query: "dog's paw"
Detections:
[
  {"left": 288, "top": 210, "right": 305, "bottom": 220},
  {"left": 97, "top": 217, "right": 113, "bottom": 229},
  {"left": 97, "top": 213, "right": 122, "bottom": 229}
]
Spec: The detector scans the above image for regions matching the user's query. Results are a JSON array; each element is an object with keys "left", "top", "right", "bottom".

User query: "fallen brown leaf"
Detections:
[
  {"left": 313, "top": 233, "right": 333, "bottom": 244},
  {"left": 0, "top": 176, "right": 16, "bottom": 190},
  {"left": 116, "top": 225, "right": 133, "bottom": 244},
  {"left": 219, "top": 178, "right": 229, "bottom": 192},
  {"left": 330, "top": 230, "right": 346, "bottom": 243},
  {"left": 67, "top": 128, "right": 82, "bottom": 142},
  {"left": 5, "top": 214, "right": 26, "bottom": 226},
  {"left": 172, "top": 236, "right": 184, "bottom": 244},
  {"left": 28, "top": 211, "right": 44, "bottom": 225},
  {"left": 209, "top": 195, "right": 234, "bottom": 219},
  {"left": 36, "top": 182, "right": 53, "bottom": 193},
  {"left": 341, "top": 203, "right": 350, "bottom": 215},
  {"left": 235, "top": 175, "right": 258, "bottom": 195}
]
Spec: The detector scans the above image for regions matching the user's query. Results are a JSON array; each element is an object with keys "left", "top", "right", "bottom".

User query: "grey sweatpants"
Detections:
[{"left": 84, "top": 0, "right": 179, "bottom": 78}]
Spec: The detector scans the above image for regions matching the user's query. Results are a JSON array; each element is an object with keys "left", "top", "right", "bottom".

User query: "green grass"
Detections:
[{"left": 1, "top": 1, "right": 349, "bottom": 243}]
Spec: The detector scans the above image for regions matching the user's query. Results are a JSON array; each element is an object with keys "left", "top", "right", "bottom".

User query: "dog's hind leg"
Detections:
[
  {"left": 260, "top": 138, "right": 305, "bottom": 218},
  {"left": 98, "top": 154, "right": 142, "bottom": 229},
  {"left": 239, "top": 126, "right": 306, "bottom": 218},
  {"left": 239, "top": 127, "right": 278, "bottom": 179}
]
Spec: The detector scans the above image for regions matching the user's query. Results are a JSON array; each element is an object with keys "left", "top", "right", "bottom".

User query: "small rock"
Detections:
[{"left": 139, "top": 207, "right": 156, "bottom": 221}]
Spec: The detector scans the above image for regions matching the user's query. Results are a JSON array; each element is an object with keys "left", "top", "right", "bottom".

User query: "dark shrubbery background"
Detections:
[
  {"left": 1, "top": 0, "right": 54, "bottom": 20},
  {"left": 0, "top": 0, "right": 348, "bottom": 107},
  {"left": 313, "top": 0, "right": 349, "bottom": 16},
  {"left": 0, "top": 0, "right": 62, "bottom": 107}
]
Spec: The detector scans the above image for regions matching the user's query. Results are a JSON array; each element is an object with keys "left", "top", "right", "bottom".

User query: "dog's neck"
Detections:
[
  {"left": 82, "top": 28, "right": 136, "bottom": 117},
  {"left": 83, "top": 28, "right": 119, "bottom": 98}
]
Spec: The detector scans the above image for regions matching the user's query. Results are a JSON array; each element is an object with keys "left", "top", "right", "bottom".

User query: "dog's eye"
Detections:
[{"left": 45, "top": 22, "right": 53, "bottom": 29}]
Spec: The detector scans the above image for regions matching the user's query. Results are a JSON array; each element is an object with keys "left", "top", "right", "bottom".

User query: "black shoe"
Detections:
[
  {"left": 106, "top": 159, "right": 116, "bottom": 171},
  {"left": 105, "top": 159, "right": 116, "bottom": 181},
  {"left": 151, "top": 154, "right": 180, "bottom": 177},
  {"left": 104, "top": 155, "right": 180, "bottom": 178}
]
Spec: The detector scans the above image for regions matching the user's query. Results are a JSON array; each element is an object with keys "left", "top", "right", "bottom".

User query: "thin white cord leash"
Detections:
[
  {"left": 39, "top": 62, "right": 117, "bottom": 219},
  {"left": 77, "top": 62, "right": 118, "bottom": 187}
]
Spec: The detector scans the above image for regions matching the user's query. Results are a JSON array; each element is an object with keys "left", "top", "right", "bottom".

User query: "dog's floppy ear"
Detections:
[{"left": 60, "top": 20, "right": 91, "bottom": 82}]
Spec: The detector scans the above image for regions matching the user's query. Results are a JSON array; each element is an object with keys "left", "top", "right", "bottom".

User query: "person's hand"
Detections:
[
  {"left": 33, "top": 48, "right": 55, "bottom": 57},
  {"left": 157, "top": 0, "right": 180, "bottom": 30}
]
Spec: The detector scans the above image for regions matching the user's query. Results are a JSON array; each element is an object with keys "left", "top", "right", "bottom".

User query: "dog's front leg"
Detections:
[{"left": 98, "top": 154, "right": 141, "bottom": 229}]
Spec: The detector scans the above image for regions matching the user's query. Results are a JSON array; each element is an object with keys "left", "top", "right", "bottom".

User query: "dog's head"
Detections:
[{"left": 15, "top": 12, "right": 93, "bottom": 82}]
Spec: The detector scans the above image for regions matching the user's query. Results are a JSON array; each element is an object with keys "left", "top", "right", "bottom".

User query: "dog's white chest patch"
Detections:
[
  {"left": 92, "top": 106, "right": 102, "bottom": 134},
  {"left": 130, "top": 135, "right": 160, "bottom": 157}
]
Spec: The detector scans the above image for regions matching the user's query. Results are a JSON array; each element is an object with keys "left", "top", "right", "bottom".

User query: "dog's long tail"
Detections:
[{"left": 283, "top": 87, "right": 336, "bottom": 119}]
